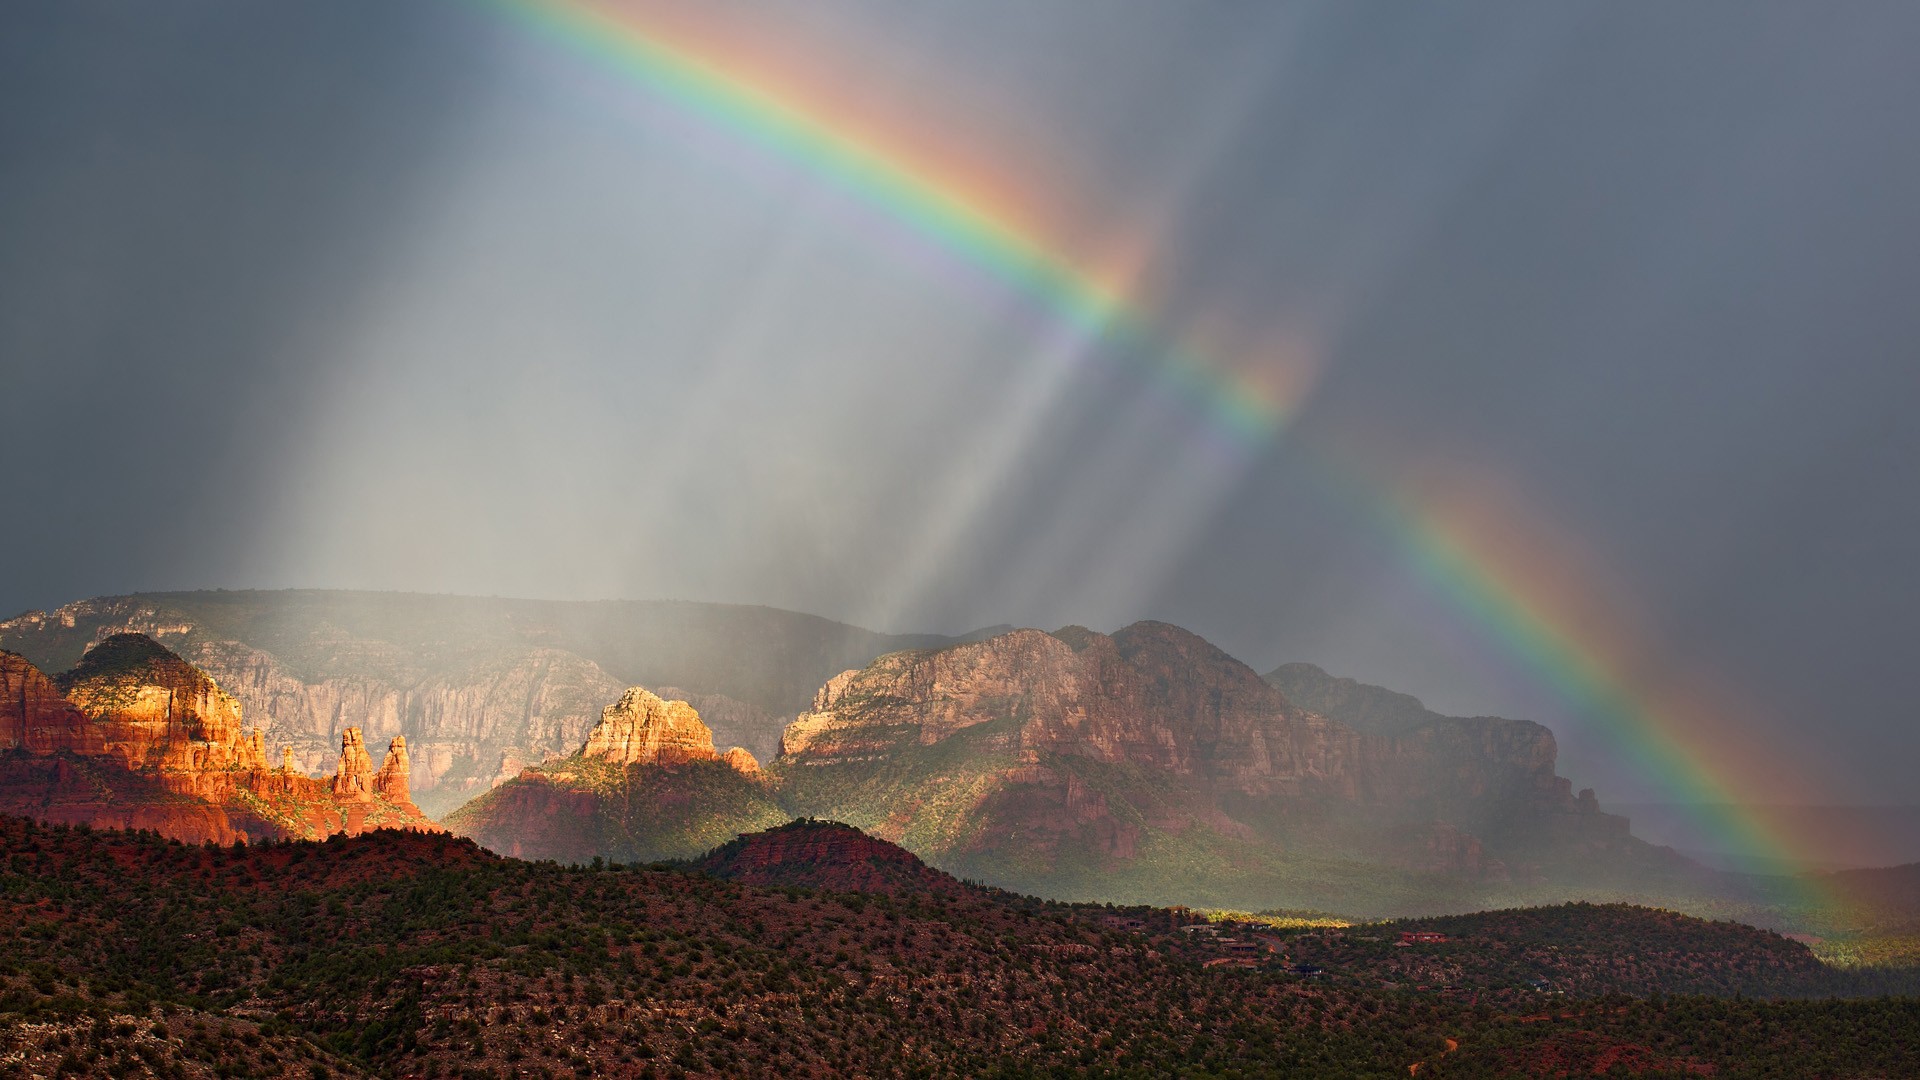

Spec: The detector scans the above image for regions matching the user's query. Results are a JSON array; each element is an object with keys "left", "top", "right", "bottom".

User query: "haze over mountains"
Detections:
[
  {"left": 0, "top": 590, "right": 992, "bottom": 817},
  {"left": 0, "top": 588, "right": 1789, "bottom": 920}
]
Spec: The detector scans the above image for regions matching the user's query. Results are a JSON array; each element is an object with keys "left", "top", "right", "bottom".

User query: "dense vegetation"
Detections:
[{"left": 1, "top": 816, "right": 1915, "bottom": 1078}]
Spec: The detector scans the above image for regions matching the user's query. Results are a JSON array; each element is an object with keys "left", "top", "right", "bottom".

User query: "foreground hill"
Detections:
[
  {"left": 692, "top": 818, "right": 978, "bottom": 899},
  {"left": 1, "top": 816, "right": 1915, "bottom": 1079},
  {"left": 0, "top": 636, "right": 435, "bottom": 842},
  {"left": 0, "top": 591, "right": 984, "bottom": 815}
]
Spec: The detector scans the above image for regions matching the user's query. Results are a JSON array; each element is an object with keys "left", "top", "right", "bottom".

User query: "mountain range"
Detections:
[
  {"left": 0, "top": 590, "right": 987, "bottom": 816},
  {"left": 0, "top": 590, "right": 1777, "bottom": 917}
]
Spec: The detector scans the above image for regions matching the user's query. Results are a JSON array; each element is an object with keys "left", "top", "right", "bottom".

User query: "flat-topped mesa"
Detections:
[
  {"left": 332, "top": 727, "right": 376, "bottom": 801},
  {"left": 375, "top": 735, "right": 412, "bottom": 800},
  {"left": 581, "top": 687, "right": 726, "bottom": 767}
]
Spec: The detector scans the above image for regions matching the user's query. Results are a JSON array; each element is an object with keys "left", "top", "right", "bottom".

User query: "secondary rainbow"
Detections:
[{"left": 484, "top": 0, "right": 1830, "bottom": 890}]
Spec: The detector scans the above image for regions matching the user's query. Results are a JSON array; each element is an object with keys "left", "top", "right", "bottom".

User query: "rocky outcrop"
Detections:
[
  {"left": 0, "top": 639, "right": 439, "bottom": 843},
  {"left": 0, "top": 591, "right": 967, "bottom": 819},
  {"left": 1, "top": 651, "right": 105, "bottom": 756},
  {"left": 375, "top": 735, "right": 412, "bottom": 800},
  {"left": 653, "top": 685, "right": 783, "bottom": 763},
  {"left": 445, "top": 688, "right": 785, "bottom": 862},
  {"left": 581, "top": 688, "right": 762, "bottom": 776},
  {"left": 332, "top": 728, "right": 376, "bottom": 800},
  {"left": 584, "top": 688, "right": 722, "bottom": 766},
  {"left": 776, "top": 622, "right": 1626, "bottom": 890}
]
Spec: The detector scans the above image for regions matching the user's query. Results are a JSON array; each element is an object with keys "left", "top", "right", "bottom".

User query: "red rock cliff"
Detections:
[{"left": 0, "top": 638, "right": 439, "bottom": 842}]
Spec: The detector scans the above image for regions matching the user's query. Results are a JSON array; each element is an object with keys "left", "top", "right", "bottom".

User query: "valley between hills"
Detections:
[{"left": 2, "top": 589, "right": 1918, "bottom": 1077}]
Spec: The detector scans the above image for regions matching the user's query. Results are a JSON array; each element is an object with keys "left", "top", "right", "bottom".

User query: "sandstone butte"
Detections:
[
  {"left": 0, "top": 635, "right": 440, "bottom": 844},
  {"left": 577, "top": 686, "right": 761, "bottom": 774},
  {"left": 775, "top": 621, "right": 1631, "bottom": 880}
]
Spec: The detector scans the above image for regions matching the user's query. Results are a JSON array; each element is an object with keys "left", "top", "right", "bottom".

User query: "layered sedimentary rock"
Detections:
[
  {"left": 446, "top": 688, "right": 778, "bottom": 862},
  {"left": 0, "top": 637, "right": 439, "bottom": 842},
  {"left": 375, "top": 736, "right": 412, "bottom": 800},
  {"left": 0, "top": 591, "right": 972, "bottom": 817},
  {"left": 775, "top": 622, "right": 1636, "bottom": 894},
  {"left": 579, "top": 687, "right": 762, "bottom": 774},
  {"left": 332, "top": 728, "right": 376, "bottom": 800},
  {"left": 583, "top": 688, "right": 720, "bottom": 766},
  {"left": 1, "top": 651, "right": 104, "bottom": 755}
]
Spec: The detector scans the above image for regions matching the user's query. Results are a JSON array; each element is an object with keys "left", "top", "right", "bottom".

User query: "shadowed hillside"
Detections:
[{"left": 2, "top": 816, "right": 1917, "bottom": 1078}]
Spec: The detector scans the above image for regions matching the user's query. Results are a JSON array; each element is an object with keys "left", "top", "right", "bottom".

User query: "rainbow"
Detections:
[
  {"left": 1350, "top": 466, "right": 1829, "bottom": 896},
  {"left": 482, "top": 0, "right": 1829, "bottom": 892},
  {"left": 487, "top": 0, "right": 1290, "bottom": 446}
]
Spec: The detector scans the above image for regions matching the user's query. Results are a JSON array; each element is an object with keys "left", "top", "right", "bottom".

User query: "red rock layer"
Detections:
[
  {"left": 778, "top": 622, "right": 1605, "bottom": 876},
  {"left": 0, "top": 638, "right": 441, "bottom": 843},
  {"left": 1, "top": 651, "right": 105, "bottom": 756}
]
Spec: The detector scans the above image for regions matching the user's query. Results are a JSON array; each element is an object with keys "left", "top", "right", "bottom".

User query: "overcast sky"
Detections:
[{"left": 4, "top": 1, "right": 1917, "bottom": 804}]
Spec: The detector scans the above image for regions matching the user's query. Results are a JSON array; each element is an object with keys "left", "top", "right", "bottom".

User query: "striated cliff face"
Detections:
[
  {"left": 186, "top": 639, "right": 625, "bottom": 816},
  {"left": 583, "top": 688, "right": 719, "bottom": 766},
  {"left": 781, "top": 622, "right": 1565, "bottom": 806},
  {"left": 1, "top": 651, "right": 105, "bottom": 756},
  {"left": 446, "top": 687, "right": 780, "bottom": 862},
  {"left": 0, "top": 638, "right": 439, "bottom": 843},
  {"left": 776, "top": 622, "right": 1626, "bottom": 894},
  {"left": 332, "top": 727, "right": 376, "bottom": 800},
  {"left": 0, "top": 592, "right": 975, "bottom": 818},
  {"left": 51, "top": 634, "right": 265, "bottom": 802},
  {"left": 580, "top": 687, "right": 763, "bottom": 773}
]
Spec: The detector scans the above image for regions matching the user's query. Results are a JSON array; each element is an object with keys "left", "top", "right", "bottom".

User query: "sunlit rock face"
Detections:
[
  {"left": 0, "top": 592, "right": 971, "bottom": 818},
  {"left": 782, "top": 622, "right": 1377, "bottom": 796},
  {"left": 332, "top": 727, "right": 376, "bottom": 801},
  {"left": 583, "top": 688, "right": 723, "bottom": 767},
  {"left": 192, "top": 638, "right": 625, "bottom": 810},
  {"left": 443, "top": 687, "right": 779, "bottom": 862},
  {"left": 579, "top": 688, "right": 762, "bottom": 775},
  {"left": 375, "top": 735, "right": 413, "bottom": 800},
  {"left": 0, "top": 638, "right": 439, "bottom": 842},
  {"left": 0, "top": 650, "right": 104, "bottom": 755},
  {"left": 52, "top": 634, "right": 265, "bottom": 801}
]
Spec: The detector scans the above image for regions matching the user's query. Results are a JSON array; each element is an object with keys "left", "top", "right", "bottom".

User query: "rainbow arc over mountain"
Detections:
[{"left": 489, "top": 0, "right": 1827, "bottom": 889}]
